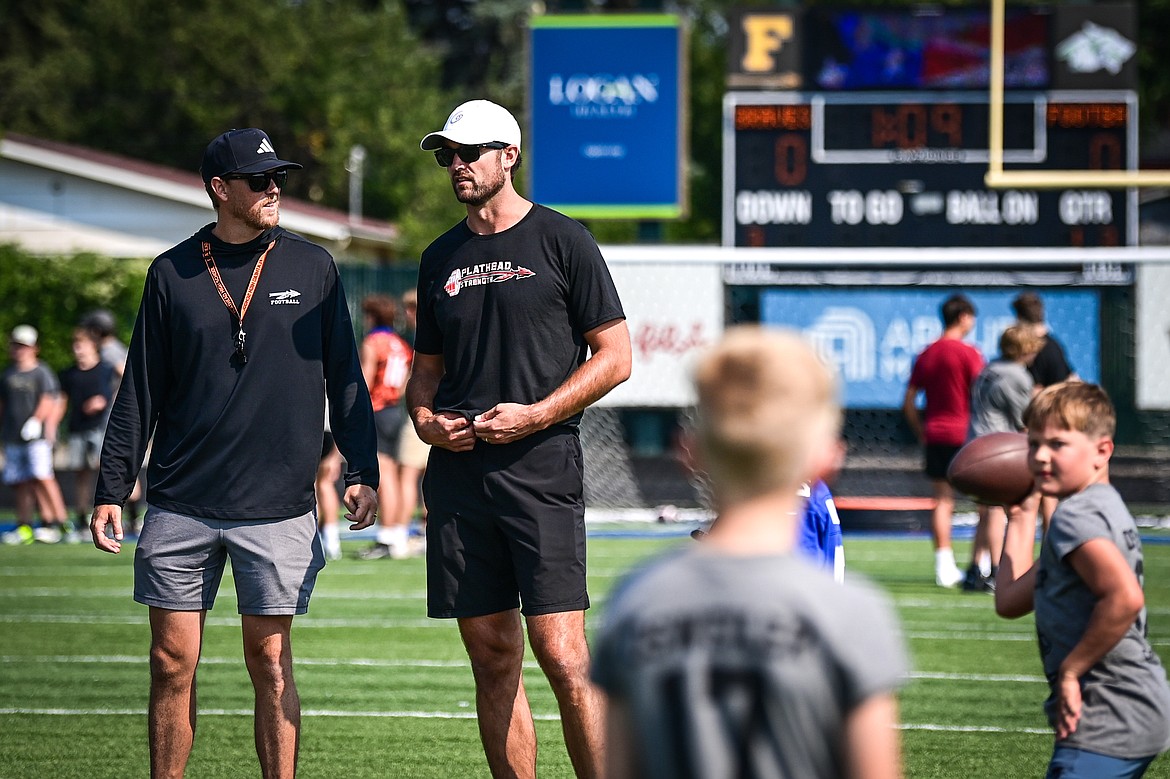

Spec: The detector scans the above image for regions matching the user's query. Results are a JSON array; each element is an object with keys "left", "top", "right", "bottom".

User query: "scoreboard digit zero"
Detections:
[{"left": 724, "top": 91, "right": 1137, "bottom": 248}]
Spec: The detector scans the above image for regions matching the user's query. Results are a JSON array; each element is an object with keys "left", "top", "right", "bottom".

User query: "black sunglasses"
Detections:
[
  {"left": 224, "top": 169, "right": 289, "bottom": 192},
  {"left": 434, "top": 142, "right": 508, "bottom": 168}
]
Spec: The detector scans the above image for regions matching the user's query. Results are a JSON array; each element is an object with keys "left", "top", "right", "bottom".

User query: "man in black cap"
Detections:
[{"left": 91, "top": 128, "right": 379, "bottom": 778}]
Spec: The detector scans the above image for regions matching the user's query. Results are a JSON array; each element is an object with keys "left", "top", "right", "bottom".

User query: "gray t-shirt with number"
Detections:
[
  {"left": 1035, "top": 483, "right": 1170, "bottom": 758},
  {"left": 592, "top": 549, "right": 907, "bottom": 779}
]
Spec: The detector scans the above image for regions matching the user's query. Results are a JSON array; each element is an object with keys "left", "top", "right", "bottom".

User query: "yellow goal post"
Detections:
[{"left": 985, "top": 0, "right": 1168, "bottom": 189}]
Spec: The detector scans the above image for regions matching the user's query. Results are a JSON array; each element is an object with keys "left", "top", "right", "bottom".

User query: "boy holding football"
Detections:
[{"left": 996, "top": 382, "right": 1170, "bottom": 777}]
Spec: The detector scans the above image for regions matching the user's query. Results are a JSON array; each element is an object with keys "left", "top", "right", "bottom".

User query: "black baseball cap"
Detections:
[{"left": 200, "top": 128, "right": 303, "bottom": 184}]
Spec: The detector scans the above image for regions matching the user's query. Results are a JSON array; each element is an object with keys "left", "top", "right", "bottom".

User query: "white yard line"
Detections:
[
  {"left": 0, "top": 655, "right": 1050, "bottom": 680},
  {"left": 0, "top": 706, "right": 1052, "bottom": 734}
]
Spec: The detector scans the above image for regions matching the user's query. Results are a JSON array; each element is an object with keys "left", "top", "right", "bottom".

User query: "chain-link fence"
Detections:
[{"left": 334, "top": 252, "right": 1170, "bottom": 520}]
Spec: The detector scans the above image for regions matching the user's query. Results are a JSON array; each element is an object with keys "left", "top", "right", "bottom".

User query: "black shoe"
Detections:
[
  {"left": 962, "top": 565, "right": 995, "bottom": 593},
  {"left": 960, "top": 564, "right": 982, "bottom": 591}
]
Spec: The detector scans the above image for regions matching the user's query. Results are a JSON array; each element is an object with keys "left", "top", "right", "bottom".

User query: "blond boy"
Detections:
[
  {"left": 997, "top": 382, "right": 1170, "bottom": 777},
  {"left": 962, "top": 323, "right": 1045, "bottom": 591},
  {"left": 592, "top": 327, "right": 907, "bottom": 779}
]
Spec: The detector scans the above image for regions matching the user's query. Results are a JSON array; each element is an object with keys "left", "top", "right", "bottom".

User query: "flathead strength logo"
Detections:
[
  {"left": 444, "top": 262, "right": 535, "bottom": 297},
  {"left": 269, "top": 289, "right": 302, "bottom": 305}
]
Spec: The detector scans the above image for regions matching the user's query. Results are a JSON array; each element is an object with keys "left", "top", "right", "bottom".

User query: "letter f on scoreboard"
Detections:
[{"left": 741, "top": 14, "right": 795, "bottom": 72}]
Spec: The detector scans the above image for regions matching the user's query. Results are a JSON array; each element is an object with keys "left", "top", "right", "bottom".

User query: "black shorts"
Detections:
[
  {"left": 925, "top": 443, "right": 963, "bottom": 480},
  {"left": 422, "top": 428, "right": 587, "bottom": 619},
  {"left": 373, "top": 406, "right": 405, "bottom": 457}
]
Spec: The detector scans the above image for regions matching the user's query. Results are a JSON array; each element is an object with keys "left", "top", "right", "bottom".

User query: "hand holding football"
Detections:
[{"left": 947, "top": 432, "right": 1033, "bottom": 506}]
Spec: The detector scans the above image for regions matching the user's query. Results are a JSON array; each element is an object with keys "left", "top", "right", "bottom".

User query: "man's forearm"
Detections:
[
  {"left": 405, "top": 369, "right": 440, "bottom": 426},
  {"left": 531, "top": 347, "right": 628, "bottom": 429},
  {"left": 528, "top": 319, "right": 631, "bottom": 429}
]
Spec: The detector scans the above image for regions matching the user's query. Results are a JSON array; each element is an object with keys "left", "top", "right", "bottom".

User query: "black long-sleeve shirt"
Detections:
[{"left": 95, "top": 224, "right": 378, "bottom": 520}]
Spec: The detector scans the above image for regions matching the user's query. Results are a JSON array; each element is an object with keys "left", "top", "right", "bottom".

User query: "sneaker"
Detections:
[
  {"left": 325, "top": 546, "right": 342, "bottom": 562},
  {"left": 33, "top": 526, "right": 63, "bottom": 544},
  {"left": 961, "top": 565, "right": 998, "bottom": 593},
  {"left": 1, "top": 525, "right": 34, "bottom": 545},
  {"left": 357, "top": 542, "right": 394, "bottom": 560},
  {"left": 960, "top": 564, "right": 983, "bottom": 592},
  {"left": 935, "top": 563, "right": 964, "bottom": 588}
]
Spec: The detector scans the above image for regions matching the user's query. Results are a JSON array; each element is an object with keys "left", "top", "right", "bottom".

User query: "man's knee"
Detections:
[
  {"left": 150, "top": 641, "right": 199, "bottom": 688},
  {"left": 527, "top": 613, "right": 591, "bottom": 688},
  {"left": 535, "top": 646, "right": 591, "bottom": 692},
  {"left": 461, "top": 614, "right": 526, "bottom": 679},
  {"left": 241, "top": 617, "right": 295, "bottom": 688}
]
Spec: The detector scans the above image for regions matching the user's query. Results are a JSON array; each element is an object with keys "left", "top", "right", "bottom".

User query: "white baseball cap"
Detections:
[
  {"left": 10, "top": 325, "right": 37, "bottom": 347},
  {"left": 420, "top": 100, "right": 522, "bottom": 151}
]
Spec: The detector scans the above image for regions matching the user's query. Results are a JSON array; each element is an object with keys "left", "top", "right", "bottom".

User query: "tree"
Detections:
[
  {"left": 1, "top": 0, "right": 1165, "bottom": 256},
  {"left": 0, "top": 0, "right": 461, "bottom": 258}
]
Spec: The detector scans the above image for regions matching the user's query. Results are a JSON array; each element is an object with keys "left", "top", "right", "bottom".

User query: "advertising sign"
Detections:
[
  {"left": 529, "top": 15, "right": 686, "bottom": 219},
  {"left": 759, "top": 288, "right": 1100, "bottom": 408},
  {"left": 600, "top": 259, "right": 723, "bottom": 407}
]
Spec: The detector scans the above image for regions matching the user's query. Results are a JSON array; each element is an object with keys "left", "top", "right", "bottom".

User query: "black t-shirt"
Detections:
[
  {"left": 59, "top": 361, "right": 116, "bottom": 433},
  {"left": 415, "top": 205, "right": 625, "bottom": 428},
  {"left": 1029, "top": 334, "right": 1074, "bottom": 388},
  {"left": 95, "top": 225, "right": 378, "bottom": 519}
]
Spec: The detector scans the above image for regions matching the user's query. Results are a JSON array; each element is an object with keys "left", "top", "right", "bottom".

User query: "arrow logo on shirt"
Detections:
[{"left": 269, "top": 289, "right": 302, "bottom": 305}]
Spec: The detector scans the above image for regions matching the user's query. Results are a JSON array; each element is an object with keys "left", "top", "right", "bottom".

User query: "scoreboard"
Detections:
[{"left": 724, "top": 91, "right": 1138, "bottom": 248}]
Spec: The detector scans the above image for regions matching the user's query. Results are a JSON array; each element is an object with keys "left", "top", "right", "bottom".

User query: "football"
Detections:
[{"left": 946, "top": 431, "right": 1033, "bottom": 506}]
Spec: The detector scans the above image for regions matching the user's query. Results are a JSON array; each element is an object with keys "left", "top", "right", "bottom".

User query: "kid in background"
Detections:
[
  {"left": 58, "top": 326, "right": 116, "bottom": 536},
  {"left": 961, "top": 323, "right": 1043, "bottom": 592}
]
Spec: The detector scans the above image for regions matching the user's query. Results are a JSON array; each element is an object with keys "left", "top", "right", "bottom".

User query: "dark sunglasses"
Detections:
[
  {"left": 223, "top": 169, "right": 289, "bottom": 192},
  {"left": 434, "top": 142, "right": 508, "bottom": 168}
]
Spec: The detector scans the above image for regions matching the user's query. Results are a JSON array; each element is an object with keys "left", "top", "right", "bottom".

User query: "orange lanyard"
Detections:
[{"left": 201, "top": 240, "right": 275, "bottom": 364}]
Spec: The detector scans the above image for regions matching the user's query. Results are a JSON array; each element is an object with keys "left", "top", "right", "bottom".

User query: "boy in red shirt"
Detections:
[{"left": 902, "top": 294, "right": 984, "bottom": 587}]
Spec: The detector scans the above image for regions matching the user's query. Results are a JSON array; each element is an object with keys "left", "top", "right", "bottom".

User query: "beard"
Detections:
[
  {"left": 226, "top": 194, "right": 280, "bottom": 232},
  {"left": 452, "top": 158, "right": 507, "bottom": 207}
]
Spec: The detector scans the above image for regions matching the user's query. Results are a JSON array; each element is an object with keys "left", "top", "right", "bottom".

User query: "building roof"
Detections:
[{"left": 0, "top": 132, "right": 398, "bottom": 259}]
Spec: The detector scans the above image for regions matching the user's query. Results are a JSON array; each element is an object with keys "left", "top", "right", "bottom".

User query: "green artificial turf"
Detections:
[{"left": 2, "top": 527, "right": 1168, "bottom": 777}]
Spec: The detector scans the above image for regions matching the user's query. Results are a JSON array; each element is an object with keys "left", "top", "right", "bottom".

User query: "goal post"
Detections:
[{"left": 985, "top": 0, "right": 1162, "bottom": 189}]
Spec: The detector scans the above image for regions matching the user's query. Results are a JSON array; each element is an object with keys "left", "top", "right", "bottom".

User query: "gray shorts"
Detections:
[
  {"left": 133, "top": 505, "right": 325, "bottom": 615},
  {"left": 64, "top": 429, "right": 104, "bottom": 471},
  {"left": 374, "top": 405, "right": 405, "bottom": 457}
]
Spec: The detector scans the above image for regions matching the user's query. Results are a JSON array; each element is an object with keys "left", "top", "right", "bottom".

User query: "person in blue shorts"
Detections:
[{"left": 0, "top": 324, "right": 69, "bottom": 544}]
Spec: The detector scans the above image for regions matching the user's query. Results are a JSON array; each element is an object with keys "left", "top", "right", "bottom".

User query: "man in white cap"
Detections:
[{"left": 408, "top": 100, "right": 632, "bottom": 777}]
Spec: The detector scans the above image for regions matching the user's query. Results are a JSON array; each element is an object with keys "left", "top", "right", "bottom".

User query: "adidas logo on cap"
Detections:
[{"left": 200, "top": 128, "right": 303, "bottom": 184}]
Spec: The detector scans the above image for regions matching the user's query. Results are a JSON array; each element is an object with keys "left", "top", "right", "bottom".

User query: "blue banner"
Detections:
[
  {"left": 529, "top": 16, "right": 684, "bottom": 219},
  {"left": 760, "top": 288, "right": 1099, "bottom": 408}
]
